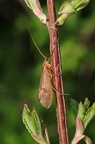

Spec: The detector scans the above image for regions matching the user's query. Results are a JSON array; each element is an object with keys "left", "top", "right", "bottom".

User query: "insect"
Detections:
[
  {"left": 30, "top": 32, "right": 53, "bottom": 109},
  {"left": 38, "top": 59, "right": 53, "bottom": 109}
]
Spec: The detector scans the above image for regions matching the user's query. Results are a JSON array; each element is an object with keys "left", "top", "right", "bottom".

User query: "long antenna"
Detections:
[{"left": 28, "top": 29, "right": 46, "bottom": 60}]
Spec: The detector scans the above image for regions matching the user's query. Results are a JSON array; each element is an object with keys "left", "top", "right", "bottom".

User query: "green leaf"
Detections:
[
  {"left": 25, "top": 0, "right": 41, "bottom": 11},
  {"left": 77, "top": 98, "right": 95, "bottom": 130},
  {"left": 84, "top": 98, "right": 90, "bottom": 111},
  {"left": 83, "top": 102, "right": 95, "bottom": 129},
  {"left": 56, "top": 14, "right": 68, "bottom": 26},
  {"left": 71, "top": 0, "right": 90, "bottom": 11},
  {"left": 58, "top": 1, "right": 76, "bottom": 15},
  {"left": 56, "top": 1, "right": 76, "bottom": 26},
  {"left": 22, "top": 105, "right": 50, "bottom": 144},
  {"left": 69, "top": 98, "right": 79, "bottom": 118},
  {"left": 77, "top": 101, "right": 85, "bottom": 121},
  {"left": 22, "top": 104, "right": 44, "bottom": 139},
  {"left": 77, "top": 98, "right": 90, "bottom": 121},
  {"left": 22, "top": 104, "right": 32, "bottom": 133}
]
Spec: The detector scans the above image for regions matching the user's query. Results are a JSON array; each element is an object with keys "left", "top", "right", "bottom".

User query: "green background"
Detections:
[{"left": 0, "top": 0, "right": 95, "bottom": 144}]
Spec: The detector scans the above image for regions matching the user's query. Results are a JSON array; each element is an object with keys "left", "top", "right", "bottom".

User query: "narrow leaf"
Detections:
[
  {"left": 43, "top": 125, "right": 50, "bottom": 144},
  {"left": 84, "top": 98, "right": 90, "bottom": 111},
  {"left": 77, "top": 102, "right": 85, "bottom": 121},
  {"left": 22, "top": 104, "right": 33, "bottom": 133}
]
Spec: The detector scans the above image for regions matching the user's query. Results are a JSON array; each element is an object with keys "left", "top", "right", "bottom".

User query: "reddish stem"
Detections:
[{"left": 46, "top": 0, "right": 68, "bottom": 144}]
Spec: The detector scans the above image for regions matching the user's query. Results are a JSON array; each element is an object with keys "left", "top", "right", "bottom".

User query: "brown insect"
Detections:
[
  {"left": 38, "top": 59, "right": 53, "bottom": 109},
  {"left": 30, "top": 32, "right": 53, "bottom": 109}
]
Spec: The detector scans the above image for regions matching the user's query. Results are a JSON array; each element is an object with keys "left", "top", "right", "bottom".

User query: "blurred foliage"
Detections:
[{"left": 0, "top": 0, "right": 95, "bottom": 144}]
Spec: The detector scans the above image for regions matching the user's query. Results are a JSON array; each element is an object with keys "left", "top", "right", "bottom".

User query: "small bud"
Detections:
[
  {"left": 71, "top": 0, "right": 90, "bottom": 11},
  {"left": 58, "top": 1, "right": 76, "bottom": 14},
  {"left": 56, "top": 14, "right": 68, "bottom": 26},
  {"left": 24, "top": 0, "right": 47, "bottom": 24},
  {"left": 56, "top": 1, "right": 76, "bottom": 26}
]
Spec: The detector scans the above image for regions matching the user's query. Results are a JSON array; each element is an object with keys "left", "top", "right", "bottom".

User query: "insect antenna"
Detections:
[{"left": 28, "top": 29, "right": 47, "bottom": 60}]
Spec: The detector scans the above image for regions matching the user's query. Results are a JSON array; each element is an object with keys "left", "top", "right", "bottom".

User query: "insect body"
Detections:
[
  {"left": 29, "top": 32, "right": 53, "bottom": 109},
  {"left": 38, "top": 60, "right": 53, "bottom": 109}
]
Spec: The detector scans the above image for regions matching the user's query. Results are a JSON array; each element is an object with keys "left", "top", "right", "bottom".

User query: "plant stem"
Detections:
[{"left": 46, "top": 0, "right": 68, "bottom": 144}]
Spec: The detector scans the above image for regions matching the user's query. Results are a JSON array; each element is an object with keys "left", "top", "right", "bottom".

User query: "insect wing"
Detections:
[{"left": 38, "top": 61, "right": 52, "bottom": 109}]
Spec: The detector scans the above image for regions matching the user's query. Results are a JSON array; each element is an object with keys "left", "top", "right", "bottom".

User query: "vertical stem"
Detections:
[{"left": 46, "top": 0, "right": 68, "bottom": 144}]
